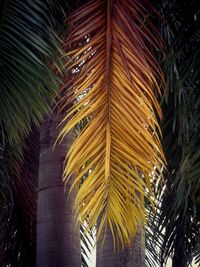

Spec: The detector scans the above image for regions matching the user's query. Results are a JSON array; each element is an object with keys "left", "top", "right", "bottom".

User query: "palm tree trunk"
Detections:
[
  {"left": 36, "top": 115, "right": 81, "bottom": 267},
  {"left": 96, "top": 226, "right": 145, "bottom": 267}
]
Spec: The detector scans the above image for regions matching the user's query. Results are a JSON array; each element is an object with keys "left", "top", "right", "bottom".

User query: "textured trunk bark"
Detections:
[
  {"left": 36, "top": 115, "right": 81, "bottom": 267},
  {"left": 96, "top": 226, "right": 145, "bottom": 267}
]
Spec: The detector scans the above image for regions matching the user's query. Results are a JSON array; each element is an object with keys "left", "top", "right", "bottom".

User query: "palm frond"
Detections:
[
  {"left": 145, "top": 205, "right": 164, "bottom": 267},
  {"left": 58, "top": 0, "right": 165, "bottom": 248},
  {"left": 81, "top": 223, "right": 94, "bottom": 267},
  {"left": 151, "top": 0, "right": 200, "bottom": 265},
  {"left": 0, "top": 0, "right": 61, "bottom": 144}
]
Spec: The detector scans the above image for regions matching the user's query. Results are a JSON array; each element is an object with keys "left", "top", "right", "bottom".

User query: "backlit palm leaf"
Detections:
[{"left": 59, "top": 0, "right": 165, "bottom": 247}]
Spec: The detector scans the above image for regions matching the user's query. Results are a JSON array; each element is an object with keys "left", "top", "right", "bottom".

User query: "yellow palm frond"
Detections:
[{"left": 58, "top": 0, "right": 165, "bottom": 247}]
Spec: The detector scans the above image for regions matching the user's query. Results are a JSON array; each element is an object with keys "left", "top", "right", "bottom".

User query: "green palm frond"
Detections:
[
  {"left": 151, "top": 0, "right": 200, "bottom": 265},
  {"left": 0, "top": 0, "right": 62, "bottom": 144},
  {"left": 145, "top": 168, "right": 165, "bottom": 267}
]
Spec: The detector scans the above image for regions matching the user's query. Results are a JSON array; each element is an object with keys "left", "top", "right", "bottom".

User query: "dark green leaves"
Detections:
[
  {"left": 0, "top": 0, "right": 61, "bottom": 144},
  {"left": 150, "top": 0, "right": 200, "bottom": 265}
]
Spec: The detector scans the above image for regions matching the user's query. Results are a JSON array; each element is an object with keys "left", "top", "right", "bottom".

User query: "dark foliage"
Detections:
[{"left": 150, "top": 0, "right": 200, "bottom": 266}]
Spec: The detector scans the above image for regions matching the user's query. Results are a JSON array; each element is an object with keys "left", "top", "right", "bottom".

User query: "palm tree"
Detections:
[
  {"left": 37, "top": 114, "right": 81, "bottom": 267},
  {"left": 96, "top": 225, "right": 145, "bottom": 267},
  {"left": 1, "top": 0, "right": 199, "bottom": 266},
  {"left": 0, "top": 0, "right": 58, "bottom": 265},
  {"left": 0, "top": 0, "right": 83, "bottom": 266}
]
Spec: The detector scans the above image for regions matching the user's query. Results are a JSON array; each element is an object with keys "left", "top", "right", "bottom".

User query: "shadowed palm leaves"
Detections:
[
  {"left": 58, "top": 0, "right": 165, "bottom": 248},
  {"left": 150, "top": 0, "right": 200, "bottom": 266},
  {"left": 0, "top": 128, "right": 39, "bottom": 267},
  {"left": 0, "top": 1, "right": 92, "bottom": 266},
  {"left": 0, "top": 0, "right": 59, "bottom": 266},
  {"left": 0, "top": 0, "right": 61, "bottom": 144}
]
